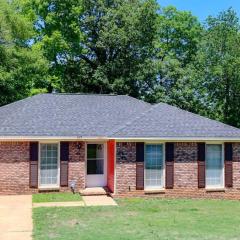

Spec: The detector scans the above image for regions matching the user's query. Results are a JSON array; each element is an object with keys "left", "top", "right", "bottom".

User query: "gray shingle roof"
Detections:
[
  {"left": 0, "top": 94, "right": 240, "bottom": 139},
  {"left": 111, "top": 103, "right": 240, "bottom": 138},
  {"left": 0, "top": 94, "right": 150, "bottom": 137}
]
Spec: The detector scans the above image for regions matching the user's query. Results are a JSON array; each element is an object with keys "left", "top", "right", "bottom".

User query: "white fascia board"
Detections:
[
  {"left": 0, "top": 136, "right": 109, "bottom": 141},
  {"left": 110, "top": 137, "right": 240, "bottom": 142},
  {"left": 0, "top": 136, "right": 240, "bottom": 142}
]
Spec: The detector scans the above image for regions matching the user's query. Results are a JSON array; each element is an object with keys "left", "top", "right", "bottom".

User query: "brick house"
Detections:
[{"left": 0, "top": 93, "right": 240, "bottom": 199}]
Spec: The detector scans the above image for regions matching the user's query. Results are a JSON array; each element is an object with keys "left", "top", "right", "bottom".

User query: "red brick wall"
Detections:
[
  {"left": 0, "top": 141, "right": 86, "bottom": 194},
  {"left": 116, "top": 142, "right": 136, "bottom": 194},
  {"left": 233, "top": 143, "right": 240, "bottom": 189},
  {"left": 1, "top": 140, "right": 240, "bottom": 199},
  {"left": 0, "top": 142, "right": 36, "bottom": 194},
  {"left": 114, "top": 142, "right": 240, "bottom": 200},
  {"left": 68, "top": 141, "right": 86, "bottom": 191},
  {"left": 174, "top": 142, "right": 198, "bottom": 189}
]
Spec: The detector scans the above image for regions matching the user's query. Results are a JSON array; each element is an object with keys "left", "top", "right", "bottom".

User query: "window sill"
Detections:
[
  {"left": 205, "top": 188, "right": 225, "bottom": 193},
  {"left": 144, "top": 189, "right": 165, "bottom": 194},
  {"left": 38, "top": 186, "right": 60, "bottom": 191}
]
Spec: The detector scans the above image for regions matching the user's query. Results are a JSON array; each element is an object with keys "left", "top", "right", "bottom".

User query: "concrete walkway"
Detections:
[
  {"left": 33, "top": 201, "right": 84, "bottom": 208},
  {"left": 83, "top": 195, "right": 118, "bottom": 206},
  {"left": 34, "top": 196, "right": 117, "bottom": 207},
  {"left": 0, "top": 195, "right": 32, "bottom": 240}
]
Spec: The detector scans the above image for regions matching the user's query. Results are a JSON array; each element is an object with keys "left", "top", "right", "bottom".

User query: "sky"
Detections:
[{"left": 158, "top": 0, "right": 240, "bottom": 21}]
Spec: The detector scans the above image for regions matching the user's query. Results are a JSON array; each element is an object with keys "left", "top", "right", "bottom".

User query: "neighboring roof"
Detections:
[{"left": 0, "top": 93, "right": 240, "bottom": 139}]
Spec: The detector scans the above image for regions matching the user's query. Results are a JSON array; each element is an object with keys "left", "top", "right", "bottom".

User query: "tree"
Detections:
[
  {"left": 194, "top": 8, "right": 240, "bottom": 127},
  {"left": 147, "top": 6, "right": 203, "bottom": 113},
  {"left": 0, "top": 0, "right": 49, "bottom": 106},
  {"left": 28, "top": 0, "right": 159, "bottom": 97}
]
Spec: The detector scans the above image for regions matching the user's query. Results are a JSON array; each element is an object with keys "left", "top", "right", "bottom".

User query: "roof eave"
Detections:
[
  {"left": 110, "top": 136, "right": 240, "bottom": 142},
  {"left": 0, "top": 136, "right": 109, "bottom": 141},
  {"left": 0, "top": 135, "right": 240, "bottom": 142}
]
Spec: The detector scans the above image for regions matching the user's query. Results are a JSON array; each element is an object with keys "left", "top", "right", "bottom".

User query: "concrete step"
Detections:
[{"left": 80, "top": 187, "right": 109, "bottom": 196}]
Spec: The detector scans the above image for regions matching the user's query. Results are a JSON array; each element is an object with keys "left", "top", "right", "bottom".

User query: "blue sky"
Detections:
[{"left": 158, "top": 0, "right": 240, "bottom": 21}]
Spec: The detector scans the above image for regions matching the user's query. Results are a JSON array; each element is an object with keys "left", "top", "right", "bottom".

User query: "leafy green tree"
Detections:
[
  {"left": 3, "top": 0, "right": 240, "bottom": 129},
  {"left": 157, "top": 6, "right": 202, "bottom": 65},
  {"left": 28, "top": 0, "right": 159, "bottom": 97},
  {"left": 194, "top": 8, "right": 240, "bottom": 127},
  {"left": 147, "top": 6, "right": 203, "bottom": 113},
  {"left": 0, "top": 0, "right": 49, "bottom": 106}
]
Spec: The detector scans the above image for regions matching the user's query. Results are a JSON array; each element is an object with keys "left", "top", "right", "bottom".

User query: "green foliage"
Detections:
[
  {"left": 1, "top": 0, "right": 240, "bottom": 127},
  {"left": 29, "top": 0, "right": 159, "bottom": 98},
  {"left": 148, "top": 6, "right": 204, "bottom": 113},
  {"left": 194, "top": 8, "right": 240, "bottom": 127},
  {"left": 0, "top": 0, "right": 49, "bottom": 106},
  {"left": 157, "top": 6, "right": 202, "bottom": 65}
]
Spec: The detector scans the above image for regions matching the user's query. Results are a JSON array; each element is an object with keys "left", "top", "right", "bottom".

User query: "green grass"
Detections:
[
  {"left": 33, "top": 198, "right": 240, "bottom": 240},
  {"left": 32, "top": 192, "right": 82, "bottom": 203}
]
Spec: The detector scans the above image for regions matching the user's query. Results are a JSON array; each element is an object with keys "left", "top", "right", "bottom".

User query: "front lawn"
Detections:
[
  {"left": 33, "top": 198, "right": 240, "bottom": 240},
  {"left": 32, "top": 192, "right": 82, "bottom": 203}
]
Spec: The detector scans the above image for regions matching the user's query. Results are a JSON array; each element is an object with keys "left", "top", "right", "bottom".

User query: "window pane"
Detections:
[
  {"left": 206, "top": 144, "right": 223, "bottom": 187},
  {"left": 40, "top": 144, "right": 58, "bottom": 186},
  {"left": 87, "top": 144, "right": 97, "bottom": 159},
  {"left": 145, "top": 144, "right": 164, "bottom": 189},
  {"left": 87, "top": 144, "right": 104, "bottom": 174},
  {"left": 87, "top": 159, "right": 104, "bottom": 174}
]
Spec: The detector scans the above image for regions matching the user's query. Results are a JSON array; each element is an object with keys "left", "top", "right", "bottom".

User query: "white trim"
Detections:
[
  {"left": 0, "top": 136, "right": 240, "bottom": 141},
  {"left": 0, "top": 136, "right": 109, "bottom": 141},
  {"left": 205, "top": 143, "right": 225, "bottom": 189},
  {"left": 113, "top": 137, "right": 240, "bottom": 142},
  {"left": 38, "top": 142, "right": 60, "bottom": 188},
  {"left": 38, "top": 186, "right": 60, "bottom": 190}
]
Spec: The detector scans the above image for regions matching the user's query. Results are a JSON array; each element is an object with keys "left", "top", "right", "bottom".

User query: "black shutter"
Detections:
[
  {"left": 198, "top": 143, "right": 205, "bottom": 188},
  {"left": 225, "top": 143, "right": 233, "bottom": 188},
  {"left": 29, "top": 142, "right": 38, "bottom": 188},
  {"left": 136, "top": 142, "right": 144, "bottom": 190},
  {"left": 165, "top": 143, "right": 174, "bottom": 189},
  {"left": 60, "top": 142, "right": 69, "bottom": 187}
]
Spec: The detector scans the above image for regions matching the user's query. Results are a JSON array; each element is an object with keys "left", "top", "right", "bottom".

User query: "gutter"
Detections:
[
  {"left": 0, "top": 136, "right": 240, "bottom": 142},
  {"left": 0, "top": 136, "right": 109, "bottom": 141},
  {"left": 109, "top": 137, "right": 240, "bottom": 142}
]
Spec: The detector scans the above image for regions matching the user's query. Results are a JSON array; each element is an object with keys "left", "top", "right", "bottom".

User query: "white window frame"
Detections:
[
  {"left": 205, "top": 142, "right": 224, "bottom": 189},
  {"left": 38, "top": 142, "right": 60, "bottom": 189},
  {"left": 144, "top": 143, "right": 165, "bottom": 190}
]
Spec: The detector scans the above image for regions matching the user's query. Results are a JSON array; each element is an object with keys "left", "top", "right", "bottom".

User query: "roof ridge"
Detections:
[
  {"left": 122, "top": 95, "right": 152, "bottom": 107},
  {"left": 49, "top": 93, "right": 117, "bottom": 96},
  {"left": 109, "top": 103, "right": 158, "bottom": 136}
]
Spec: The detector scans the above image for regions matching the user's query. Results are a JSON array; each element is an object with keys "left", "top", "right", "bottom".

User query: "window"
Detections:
[
  {"left": 40, "top": 143, "right": 59, "bottom": 186},
  {"left": 206, "top": 144, "right": 223, "bottom": 188},
  {"left": 145, "top": 144, "right": 164, "bottom": 189},
  {"left": 87, "top": 144, "right": 104, "bottom": 174}
]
